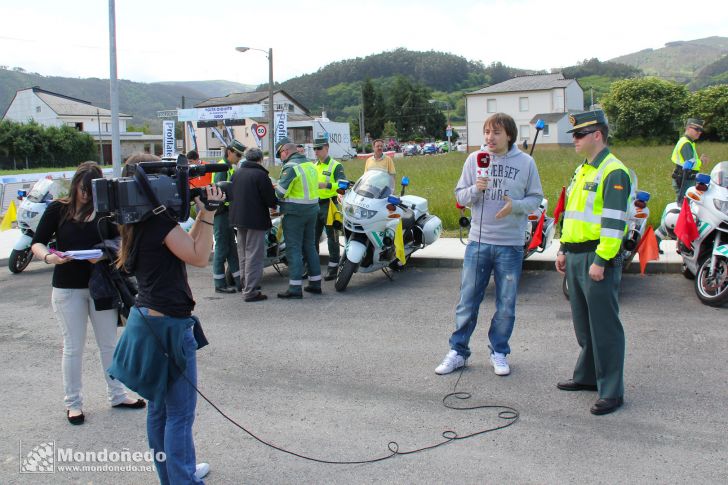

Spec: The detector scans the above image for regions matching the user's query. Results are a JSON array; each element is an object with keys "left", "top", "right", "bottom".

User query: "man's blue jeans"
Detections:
[
  {"left": 147, "top": 323, "right": 203, "bottom": 484},
  {"left": 449, "top": 242, "right": 523, "bottom": 359}
]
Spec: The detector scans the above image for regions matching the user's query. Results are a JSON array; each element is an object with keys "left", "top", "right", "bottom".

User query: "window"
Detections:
[
  {"left": 487, "top": 99, "right": 496, "bottom": 113},
  {"left": 103, "top": 122, "right": 110, "bottom": 132},
  {"left": 35, "top": 106, "right": 41, "bottom": 113},
  {"left": 519, "top": 97, "right": 529, "bottom": 112},
  {"left": 74, "top": 122, "right": 83, "bottom": 131},
  {"left": 542, "top": 124, "right": 550, "bottom": 136},
  {"left": 520, "top": 125, "right": 530, "bottom": 141}
]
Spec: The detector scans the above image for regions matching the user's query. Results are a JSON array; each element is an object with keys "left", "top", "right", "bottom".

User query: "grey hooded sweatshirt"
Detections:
[{"left": 455, "top": 145, "right": 544, "bottom": 246}]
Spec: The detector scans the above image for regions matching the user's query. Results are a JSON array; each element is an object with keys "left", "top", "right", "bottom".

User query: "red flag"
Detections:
[
  {"left": 674, "top": 198, "right": 699, "bottom": 250},
  {"left": 528, "top": 211, "right": 545, "bottom": 250},
  {"left": 552, "top": 186, "right": 566, "bottom": 222},
  {"left": 635, "top": 225, "right": 660, "bottom": 275}
]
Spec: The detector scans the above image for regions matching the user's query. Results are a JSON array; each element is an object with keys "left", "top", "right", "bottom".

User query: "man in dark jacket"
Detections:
[{"left": 229, "top": 148, "right": 278, "bottom": 302}]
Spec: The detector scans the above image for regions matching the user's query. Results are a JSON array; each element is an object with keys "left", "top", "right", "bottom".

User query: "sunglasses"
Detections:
[{"left": 572, "top": 130, "right": 597, "bottom": 139}]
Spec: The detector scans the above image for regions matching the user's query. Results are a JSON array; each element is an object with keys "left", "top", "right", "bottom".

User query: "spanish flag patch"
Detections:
[{"left": 613, "top": 184, "right": 624, "bottom": 190}]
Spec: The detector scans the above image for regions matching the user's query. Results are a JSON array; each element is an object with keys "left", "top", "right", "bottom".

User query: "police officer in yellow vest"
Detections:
[
  {"left": 274, "top": 137, "right": 322, "bottom": 299},
  {"left": 212, "top": 140, "right": 243, "bottom": 293},
  {"left": 670, "top": 118, "right": 710, "bottom": 201},
  {"left": 555, "top": 110, "right": 631, "bottom": 416},
  {"left": 313, "top": 137, "right": 346, "bottom": 281}
]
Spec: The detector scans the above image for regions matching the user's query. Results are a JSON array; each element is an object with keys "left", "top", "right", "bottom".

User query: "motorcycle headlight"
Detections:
[
  {"left": 344, "top": 203, "right": 376, "bottom": 219},
  {"left": 713, "top": 198, "right": 728, "bottom": 215}
]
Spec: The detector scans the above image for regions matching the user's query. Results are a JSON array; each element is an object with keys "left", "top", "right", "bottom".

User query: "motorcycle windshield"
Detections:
[
  {"left": 710, "top": 161, "right": 728, "bottom": 188},
  {"left": 353, "top": 170, "right": 394, "bottom": 199},
  {"left": 27, "top": 178, "right": 56, "bottom": 203}
]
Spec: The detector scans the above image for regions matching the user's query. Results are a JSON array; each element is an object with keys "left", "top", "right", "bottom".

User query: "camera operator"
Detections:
[{"left": 108, "top": 182, "right": 224, "bottom": 483}]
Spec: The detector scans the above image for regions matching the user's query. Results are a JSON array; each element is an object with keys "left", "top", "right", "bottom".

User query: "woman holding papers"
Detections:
[{"left": 31, "top": 161, "right": 144, "bottom": 425}]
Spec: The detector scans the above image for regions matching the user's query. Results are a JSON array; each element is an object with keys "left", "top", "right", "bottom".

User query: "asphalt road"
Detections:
[{"left": 0, "top": 262, "right": 726, "bottom": 484}]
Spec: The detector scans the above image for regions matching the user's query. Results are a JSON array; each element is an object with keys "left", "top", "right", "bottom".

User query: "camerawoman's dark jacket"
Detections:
[{"left": 229, "top": 161, "right": 278, "bottom": 230}]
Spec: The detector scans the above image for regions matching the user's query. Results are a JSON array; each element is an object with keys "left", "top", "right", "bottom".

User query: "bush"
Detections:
[{"left": 0, "top": 120, "right": 98, "bottom": 169}]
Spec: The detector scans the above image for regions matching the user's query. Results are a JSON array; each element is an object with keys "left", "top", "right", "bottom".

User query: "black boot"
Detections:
[
  {"left": 323, "top": 266, "right": 338, "bottom": 281},
  {"left": 277, "top": 286, "right": 303, "bottom": 299}
]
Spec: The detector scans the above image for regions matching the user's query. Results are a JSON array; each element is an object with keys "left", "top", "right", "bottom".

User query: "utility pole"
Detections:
[{"left": 108, "top": 0, "right": 121, "bottom": 176}]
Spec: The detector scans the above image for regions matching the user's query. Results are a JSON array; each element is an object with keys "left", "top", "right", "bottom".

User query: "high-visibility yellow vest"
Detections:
[
  {"left": 216, "top": 159, "right": 234, "bottom": 206},
  {"left": 315, "top": 157, "right": 341, "bottom": 199},
  {"left": 562, "top": 153, "right": 629, "bottom": 258},
  {"left": 671, "top": 136, "right": 702, "bottom": 171},
  {"left": 282, "top": 161, "right": 319, "bottom": 204}
]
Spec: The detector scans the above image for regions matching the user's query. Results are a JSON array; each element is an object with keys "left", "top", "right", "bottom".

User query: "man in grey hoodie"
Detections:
[{"left": 436, "top": 113, "right": 543, "bottom": 376}]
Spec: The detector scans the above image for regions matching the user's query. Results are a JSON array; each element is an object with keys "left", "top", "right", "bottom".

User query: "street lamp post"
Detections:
[{"left": 236, "top": 46, "right": 274, "bottom": 166}]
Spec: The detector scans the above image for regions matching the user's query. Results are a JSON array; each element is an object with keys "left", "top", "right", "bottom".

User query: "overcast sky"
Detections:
[{"left": 2, "top": 0, "right": 726, "bottom": 87}]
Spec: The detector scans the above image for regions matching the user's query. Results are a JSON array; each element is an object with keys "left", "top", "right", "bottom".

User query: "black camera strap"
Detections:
[{"left": 134, "top": 165, "right": 167, "bottom": 216}]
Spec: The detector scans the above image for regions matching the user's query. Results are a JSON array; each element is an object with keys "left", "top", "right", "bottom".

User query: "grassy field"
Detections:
[
  {"left": 289, "top": 142, "right": 728, "bottom": 235},
  {"left": 5, "top": 142, "right": 727, "bottom": 235}
]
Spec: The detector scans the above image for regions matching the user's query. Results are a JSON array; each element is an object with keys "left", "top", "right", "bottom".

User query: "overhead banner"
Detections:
[
  {"left": 162, "top": 120, "right": 175, "bottom": 157},
  {"left": 177, "top": 105, "right": 263, "bottom": 122}
]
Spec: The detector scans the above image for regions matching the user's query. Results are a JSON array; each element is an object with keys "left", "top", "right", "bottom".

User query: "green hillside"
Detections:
[
  {"left": 610, "top": 36, "right": 728, "bottom": 82},
  {"left": 0, "top": 67, "right": 251, "bottom": 127}
]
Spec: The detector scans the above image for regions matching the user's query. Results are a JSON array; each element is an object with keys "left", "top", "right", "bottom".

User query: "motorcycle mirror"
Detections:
[
  {"left": 696, "top": 173, "right": 711, "bottom": 185},
  {"left": 535, "top": 119, "right": 545, "bottom": 130},
  {"left": 400, "top": 176, "right": 410, "bottom": 187},
  {"left": 387, "top": 195, "right": 401, "bottom": 205},
  {"left": 459, "top": 216, "right": 471, "bottom": 228},
  {"left": 636, "top": 191, "right": 651, "bottom": 202}
]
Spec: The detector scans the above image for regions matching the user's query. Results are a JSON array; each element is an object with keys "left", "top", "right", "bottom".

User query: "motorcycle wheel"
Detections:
[
  {"left": 334, "top": 259, "right": 357, "bottom": 292},
  {"left": 8, "top": 248, "right": 33, "bottom": 274},
  {"left": 681, "top": 262, "right": 695, "bottom": 280},
  {"left": 694, "top": 256, "right": 728, "bottom": 307},
  {"left": 562, "top": 275, "right": 570, "bottom": 300}
]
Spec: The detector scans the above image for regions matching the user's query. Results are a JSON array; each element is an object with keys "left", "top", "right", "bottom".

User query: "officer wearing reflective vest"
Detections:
[
  {"left": 554, "top": 110, "right": 631, "bottom": 416},
  {"left": 312, "top": 137, "right": 346, "bottom": 281},
  {"left": 670, "top": 118, "right": 710, "bottom": 201},
  {"left": 211, "top": 140, "right": 244, "bottom": 293},
  {"left": 274, "top": 137, "right": 322, "bottom": 299}
]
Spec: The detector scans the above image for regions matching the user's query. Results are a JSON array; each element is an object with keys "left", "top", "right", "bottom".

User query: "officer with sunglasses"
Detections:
[{"left": 555, "top": 110, "right": 632, "bottom": 416}]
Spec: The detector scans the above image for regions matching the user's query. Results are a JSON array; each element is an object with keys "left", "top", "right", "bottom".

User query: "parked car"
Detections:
[
  {"left": 422, "top": 143, "right": 439, "bottom": 155},
  {"left": 403, "top": 144, "right": 421, "bottom": 156}
]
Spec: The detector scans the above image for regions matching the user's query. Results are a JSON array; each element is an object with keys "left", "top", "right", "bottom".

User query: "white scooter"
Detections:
[
  {"left": 671, "top": 162, "right": 728, "bottom": 306},
  {"left": 8, "top": 177, "right": 60, "bottom": 273},
  {"left": 334, "top": 170, "right": 442, "bottom": 291}
]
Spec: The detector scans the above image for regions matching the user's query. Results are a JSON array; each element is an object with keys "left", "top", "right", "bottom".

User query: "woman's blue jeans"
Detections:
[
  {"left": 448, "top": 242, "right": 523, "bottom": 359},
  {"left": 145, "top": 316, "right": 203, "bottom": 485}
]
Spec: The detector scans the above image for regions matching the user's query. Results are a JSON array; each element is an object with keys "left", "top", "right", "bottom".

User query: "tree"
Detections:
[
  {"left": 381, "top": 121, "right": 397, "bottom": 139},
  {"left": 601, "top": 77, "right": 689, "bottom": 141},
  {"left": 689, "top": 85, "right": 728, "bottom": 141}
]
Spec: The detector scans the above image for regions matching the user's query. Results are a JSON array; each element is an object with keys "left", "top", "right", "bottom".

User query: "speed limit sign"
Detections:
[{"left": 255, "top": 125, "right": 267, "bottom": 138}]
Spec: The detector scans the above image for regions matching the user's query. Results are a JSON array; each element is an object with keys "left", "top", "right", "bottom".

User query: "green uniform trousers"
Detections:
[
  {"left": 565, "top": 251, "right": 625, "bottom": 399},
  {"left": 315, "top": 199, "right": 341, "bottom": 264},
  {"left": 213, "top": 212, "right": 240, "bottom": 288},
  {"left": 282, "top": 206, "right": 321, "bottom": 286}
]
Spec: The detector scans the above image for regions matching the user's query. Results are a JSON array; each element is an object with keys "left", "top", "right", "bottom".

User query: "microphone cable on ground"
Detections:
[{"left": 134, "top": 307, "right": 520, "bottom": 466}]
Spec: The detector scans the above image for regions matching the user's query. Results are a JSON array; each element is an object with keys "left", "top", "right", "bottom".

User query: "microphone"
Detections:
[{"left": 476, "top": 151, "right": 490, "bottom": 193}]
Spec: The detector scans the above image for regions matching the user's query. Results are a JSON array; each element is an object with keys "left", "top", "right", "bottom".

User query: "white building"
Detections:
[
  {"left": 2, "top": 86, "right": 162, "bottom": 160},
  {"left": 186, "top": 90, "right": 354, "bottom": 160},
  {"left": 465, "top": 73, "right": 584, "bottom": 150}
]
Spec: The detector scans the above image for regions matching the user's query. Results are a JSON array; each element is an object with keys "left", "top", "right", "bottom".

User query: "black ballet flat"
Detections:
[
  {"left": 112, "top": 398, "right": 146, "bottom": 409},
  {"left": 67, "top": 410, "right": 85, "bottom": 425}
]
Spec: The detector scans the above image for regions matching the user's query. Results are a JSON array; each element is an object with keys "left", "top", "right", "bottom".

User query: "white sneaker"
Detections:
[
  {"left": 490, "top": 352, "right": 510, "bottom": 376},
  {"left": 195, "top": 463, "right": 210, "bottom": 480},
  {"left": 435, "top": 350, "right": 466, "bottom": 375}
]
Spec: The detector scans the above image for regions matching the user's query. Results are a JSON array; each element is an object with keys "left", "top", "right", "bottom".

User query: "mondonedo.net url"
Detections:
[{"left": 55, "top": 464, "right": 155, "bottom": 473}]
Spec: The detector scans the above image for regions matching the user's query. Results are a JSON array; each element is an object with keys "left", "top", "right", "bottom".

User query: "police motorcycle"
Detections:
[
  {"left": 562, "top": 169, "right": 651, "bottom": 299},
  {"left": 662, "top": 162, "right": 728, "bottom": 306},
  {"left": 334, "top": 169, "right": 442, "bottom": 291},
  {"left": 8, "top": 177, "right": 60, "bottom": 273}
]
